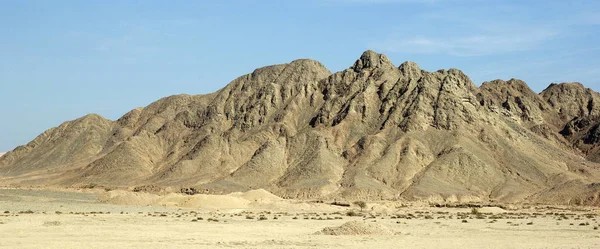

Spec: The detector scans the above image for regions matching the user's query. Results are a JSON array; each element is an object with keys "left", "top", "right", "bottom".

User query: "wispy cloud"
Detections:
[
  {"left": 330, "top": 0, "right": 486, "bottom": 4},
  {"left": 62, "top": 18, "right": 204, "bottom": 63},
  {"left": 368, "top": 0, "right": 600, "bottom": 57},
  {"left": 95, "top": 23, "right": 159, "bottom": 55},
  {"left": 329, "top": 0, "right": 441, "bottom": 4},
  {"left": 580, "top": 12, "right": 600, "bottom": 25},
  {"left": 370, "top": 29, "right": 559, "bottom": 56}
]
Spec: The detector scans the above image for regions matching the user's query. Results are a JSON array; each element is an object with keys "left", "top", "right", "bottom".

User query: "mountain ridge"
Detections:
[{"left": 2, "top": 50, "right": 600, "bottom": 205}]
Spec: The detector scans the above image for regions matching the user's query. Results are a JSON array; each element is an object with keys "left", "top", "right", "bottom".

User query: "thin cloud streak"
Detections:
[
  {"left": 370, "top": 29, "right": 559, "bottom": 56},
  {"left": 329, "top": 0, "right": 441, "bottom": 4}
]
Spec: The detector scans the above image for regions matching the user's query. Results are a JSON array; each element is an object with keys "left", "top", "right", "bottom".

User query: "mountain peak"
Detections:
[
  {"left": 481, "top": 78, "right": 534, "bottom": 94},
  {"left": 542, "top": 82, "right": 585, "bottom": 93},
  {"left": 541, "top": 82, "right": 600, "bottom": 120},
  {"left": 3, "top": 53, "right": 600, "bottom": 205},
  {"left": 287, "top": 59, "right": 332, "bottom": 77},
  {"left": 79, "top": 113, "right": 109, "bottom": 121},
  {"left": 398, "top": 61, "right": 421, "bottom": 77},
  {"left": 350, "top": 50, "right": 394, "bottom": 72}
]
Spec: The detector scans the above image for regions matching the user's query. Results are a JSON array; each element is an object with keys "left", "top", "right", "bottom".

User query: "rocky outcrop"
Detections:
[
  {"left": 541, "top": 83, "right": 600, "bottom": 121},
  {"left": 0, "top": 114, "right": 115, "bottom": 176},
  {"left": 1, "top": 50, "right": 600, "bottom": 206},
  {"left": 312, "top": 51, "right": 480, "bottom": 132},
  {"left": 540, "top": 83, "right": 600, "bottom": 162}
]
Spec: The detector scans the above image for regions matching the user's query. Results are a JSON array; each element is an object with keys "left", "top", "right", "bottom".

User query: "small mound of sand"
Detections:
[
  {"left": 230, "top": 189, "right": 282, "bottom": 202},
  {"left": 99, "top": 189, "right": 282, "bottom": 209},
  {"left": 478, "top": 207, "right": 507, "bottom": 214},
  {"left": 99, "top": 190, "right": 159, "bottom": 206},
  {"left": 315, "top": 221, "right": 393, "bottom": 236},
  {"left": 172, "top": 194, "right": 251, "bottom": 209}
]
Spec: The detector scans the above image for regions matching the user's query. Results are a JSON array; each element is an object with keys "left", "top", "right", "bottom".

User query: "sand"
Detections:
[
  {"left": 316, "top": 221, "right": 394, "bottom": 235},
  {"left": 99, "top": 189, "right": 331, "bottom": 212},
  {"left": 1, "top": 188, "right": 600, "bottom": 249}
]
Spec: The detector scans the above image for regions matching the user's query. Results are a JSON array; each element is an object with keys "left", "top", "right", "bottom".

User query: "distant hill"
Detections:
[{"left": 1, "top": 50, "right": 600, "bottom": 205}]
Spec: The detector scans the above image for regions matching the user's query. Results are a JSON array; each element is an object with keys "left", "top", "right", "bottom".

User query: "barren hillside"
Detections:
[{"left": 2, "top": 51, "right": 600, "bottom": 205}]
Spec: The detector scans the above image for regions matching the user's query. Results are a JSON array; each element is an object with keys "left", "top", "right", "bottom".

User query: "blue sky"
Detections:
[{"left": 1, "top": 0, "right": 599, "bottom": 152}]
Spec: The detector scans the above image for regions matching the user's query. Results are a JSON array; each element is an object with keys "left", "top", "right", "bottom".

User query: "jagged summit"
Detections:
[
  {"left": 481, "top": 78, "right": 532, "bottom": 92},
  {"left": 289, "top": 58, "right": 329, "bottom": 69},
  {"left": 351, "top": 50, "right": 395, "bottom": 72},
  {"left": 2, "top": 51, "right": 600, "bottom": 206},
  {"left": 541, "top": 82, "right": 600, "bottom": 120},
  {"left": 398, "top": 61, "right": 422, "bottom": 77},
  {"left": 545, "top": 82, "right": 586, "bottom": 90}
]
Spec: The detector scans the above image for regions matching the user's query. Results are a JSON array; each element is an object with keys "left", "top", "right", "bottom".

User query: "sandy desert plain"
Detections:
[{"left": 0, "top": 187, "right": 598, "bottom": 249}]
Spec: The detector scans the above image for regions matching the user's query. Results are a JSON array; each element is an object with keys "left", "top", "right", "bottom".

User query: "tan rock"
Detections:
[{"left": 2, "top": 50, "right": 600, "bottom": 206}]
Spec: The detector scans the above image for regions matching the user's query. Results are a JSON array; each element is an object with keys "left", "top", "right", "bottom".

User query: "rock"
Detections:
[
  {"left": 2, "top": 50, "right": 600, "bottom": 205},
  {"left": 351, "top": 50, "right": 395, "bottom": 72},
  {"left": 541, "top": 82, "right": 600, "bottom": 121}
]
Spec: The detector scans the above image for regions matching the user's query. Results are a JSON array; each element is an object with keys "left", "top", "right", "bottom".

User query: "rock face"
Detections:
[
  {"left": 1, "top": 50, "right": 600, "bottom": 205},
  {"left": 541, "top": 83, "right": 600, "bottom": 164}
]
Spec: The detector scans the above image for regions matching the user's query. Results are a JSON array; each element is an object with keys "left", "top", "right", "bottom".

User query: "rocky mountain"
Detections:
[{"left": 1, "top": 51, "right": 600, "bottom": 205}]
